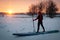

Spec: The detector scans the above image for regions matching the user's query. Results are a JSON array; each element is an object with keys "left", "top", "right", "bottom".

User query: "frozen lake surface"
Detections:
[{"left": 0, "top": 15, "right": 60, "bottom": 40}]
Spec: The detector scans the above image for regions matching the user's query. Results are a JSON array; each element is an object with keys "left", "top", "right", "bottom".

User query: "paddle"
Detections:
[{"left": 32, "top": 13, "right": 35, "bottom": 32}]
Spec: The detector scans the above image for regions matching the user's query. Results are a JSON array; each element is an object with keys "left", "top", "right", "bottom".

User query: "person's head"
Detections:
[
  {"left": 36, "top": 7, "right": 42, "bottom": 15},
  {"left": 36, "top": 7, "right": 41, "bottom": 13}
]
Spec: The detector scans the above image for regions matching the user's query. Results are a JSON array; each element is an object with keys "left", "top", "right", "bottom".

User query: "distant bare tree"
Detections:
[
  {"left": 46, "top": 0, "right": 58, "bottom": 18},
  {"left": 28, "top": 4, "right": 37, "bottom": 15},
  {"left": 28, "top": 1, "right": 45, "bottom": 15},
  {"left": 37, "top": 2, "right": 45, "bottom": 11}
]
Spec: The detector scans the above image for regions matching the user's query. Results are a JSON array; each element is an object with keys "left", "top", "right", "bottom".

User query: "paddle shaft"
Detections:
[{"left": 32, "top": 14, "right": 35, "bottom": 32}]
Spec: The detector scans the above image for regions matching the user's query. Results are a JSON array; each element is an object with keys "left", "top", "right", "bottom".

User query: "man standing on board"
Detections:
[{"left": 33, "top": 8, "right": 45, "bottom": 33}]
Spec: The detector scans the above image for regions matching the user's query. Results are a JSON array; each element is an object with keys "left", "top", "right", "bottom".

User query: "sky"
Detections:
[{"left": 0, "top": 0, "right": 60, "bottom": 13}]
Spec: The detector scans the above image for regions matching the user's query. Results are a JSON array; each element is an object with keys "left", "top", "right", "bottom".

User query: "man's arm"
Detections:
[
  {"left": 33, "top": 18, "right": 37, "bottom": 21},
  {"left": 33, "top": 16, "right": 39, "bottom": 21}
]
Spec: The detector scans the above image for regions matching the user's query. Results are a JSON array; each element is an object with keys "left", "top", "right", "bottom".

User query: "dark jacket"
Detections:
[{"left": 37, "top": 12, "right": 43, "bottom": 21}]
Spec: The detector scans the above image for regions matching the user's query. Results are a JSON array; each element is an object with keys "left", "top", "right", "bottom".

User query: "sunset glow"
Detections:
[
  {"left": 0, "top": 0, "right": 39, "bottom": 13},
  {"left": 6, "top": 10, "right": 13, "bottom": 15},
  {"left": 0, "top": 0, "right": 60, "bottom": 13}
]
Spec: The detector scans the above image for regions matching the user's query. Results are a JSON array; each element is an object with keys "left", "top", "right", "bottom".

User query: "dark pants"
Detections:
[{"left": 37, "top": 21, "right": 45, "bottom": 32}]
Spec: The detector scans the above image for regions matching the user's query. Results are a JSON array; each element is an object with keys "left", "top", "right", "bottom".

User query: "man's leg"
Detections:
[
  {"left": 41, "top": 21, "right": 45, "bottom": 32},
  {"left": 37, "top": 22, "right": 40, "bottom": 32}
]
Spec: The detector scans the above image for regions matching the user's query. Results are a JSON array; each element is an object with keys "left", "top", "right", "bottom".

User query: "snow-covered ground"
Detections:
[{"left": 0, "top": 15, "right": 60, "bottom": 40}]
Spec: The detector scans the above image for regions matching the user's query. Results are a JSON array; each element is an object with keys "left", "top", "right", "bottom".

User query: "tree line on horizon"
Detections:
[
  {"left": 0, "top": 0, "right": 59, "bottom": 18},
  {"left": 28, "top": 0, "right": 58, "bottom": 18}
]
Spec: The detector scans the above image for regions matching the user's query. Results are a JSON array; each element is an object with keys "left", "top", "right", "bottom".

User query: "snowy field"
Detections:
[{"left": 0, "top": 15, "right": 60, "bottom": 40}]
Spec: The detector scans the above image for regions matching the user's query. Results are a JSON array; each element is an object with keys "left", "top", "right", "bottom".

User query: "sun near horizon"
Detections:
[
  {"left": 5, "top": 9, "right": 14, "bottom": 15},
  {"left": 0, "top": 0, "right": 60, "bottom": 14}
]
